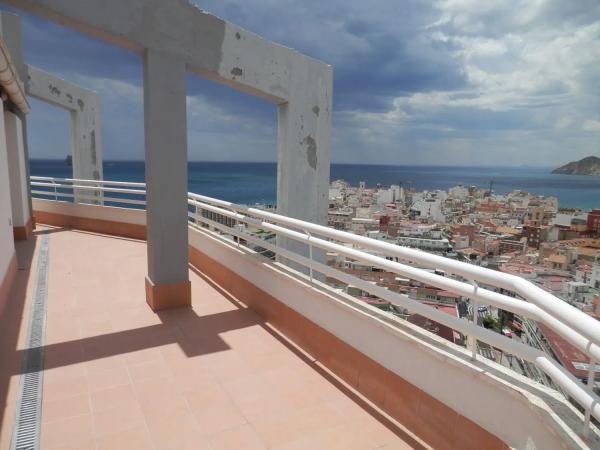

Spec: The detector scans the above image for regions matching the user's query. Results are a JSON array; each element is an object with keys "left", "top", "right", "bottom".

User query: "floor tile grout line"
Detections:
[{"left": 123, "top": 353, "right": 158, "bottom": 450}]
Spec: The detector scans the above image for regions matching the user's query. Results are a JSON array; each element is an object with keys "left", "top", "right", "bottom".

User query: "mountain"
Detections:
[{"left": 552, "top": 156, "right": 600, "bottom": 176}]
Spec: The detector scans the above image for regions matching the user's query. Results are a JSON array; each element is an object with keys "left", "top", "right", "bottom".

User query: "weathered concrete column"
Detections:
[
  {"left": 4, "top": 111, "right": 31, "bottom": 240},
  {"left": 26, "top": 65, "right": 103, "bottom": 203},
  {"left": 277, "top": 58, "right": 333, "bottom": 264},
  {"left": 143, "top": 48, "right": 191, "bottom": 311}
]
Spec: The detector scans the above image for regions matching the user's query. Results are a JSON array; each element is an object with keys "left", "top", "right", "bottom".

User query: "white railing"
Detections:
[
  {"left": 188, "top": 192, "right": 600, "bottom": 437},
  {"left": 31, "top": 177, "right": 600, "bottom": 437},
  {"left": 30, "top": 176, "right": 146, "bottom": 207}
]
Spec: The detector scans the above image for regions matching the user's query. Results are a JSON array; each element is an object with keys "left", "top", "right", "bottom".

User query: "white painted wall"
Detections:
[
  {"left": 5, "top": 111, "right": 29, "bottom": 228},
  {"left": 0, "top": 102, "right": 16, "bottom": 283},
  {"left": 32, "top": 198, "right": 146, "bottom": 225}
]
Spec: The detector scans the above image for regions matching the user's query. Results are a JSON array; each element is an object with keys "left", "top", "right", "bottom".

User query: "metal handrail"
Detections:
[
  {"left": 187, "top": 194, "right": 600, "bottom": 432},
  {"left": 188, "top": 193, "right": 600, "bottom": 349},
  {"left": 30, "top": 175, "right": 146, "bottom": 188},
  {"left": 30, "top": 177, "right": 146, "bottom": 208}
]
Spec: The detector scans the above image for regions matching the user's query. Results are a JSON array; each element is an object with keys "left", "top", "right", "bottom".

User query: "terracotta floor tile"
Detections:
[
  {"left": 83, "top": 354, "right": 127, "bottom": 374},
  {"left": 209, "top": 423, "right": 268, "bottom": 450},
  {"left": 124, "top": 346, "right": 164, "bottom": 366},
  {"left": 192, "top": 399, "right": 248, "bottom": 435},
  {"left": 92, "top": 401, "right": 145, "bottom": 437},
  {"left": 272, "top": 422, "right": 404, "bottom": 450},
  {"left": 128, "top": 358, "right": 171, "bottom": 382},
  {"left": 90, "top": 384, "right": 138, "bottom": 413},
  {"left": 145, "top": 411, "right": 211, "bottom": 450},
  {"left": 42, "top": 393, "right": 90, "bottom": 422},
  {"left": 78, "top": 315, "right": 113, "bottom": 338},
  {"left": 95, "top": 425, "right": 153, "bottom": 450},
  {"left": 43, "top": 373, "right": 88, "bottom": 402},
  {"left": 86, "top": 365, "right": 131, "bottom": 392},
  {"left": 45, "top": 439, "right": 98, "bottom": 450},
  {"left": 40, "top": 414, "right": 95, "bottom": 449},
  {"left": 43, "top": 363, "right": 87, "bottom": 384},
  {"left": 251, "top": 403, "right": 345, "bottom": 448}
]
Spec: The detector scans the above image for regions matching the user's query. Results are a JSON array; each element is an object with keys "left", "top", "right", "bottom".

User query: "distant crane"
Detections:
[{"left": 487, "top": 179, "right": 494, "bottom": 199}]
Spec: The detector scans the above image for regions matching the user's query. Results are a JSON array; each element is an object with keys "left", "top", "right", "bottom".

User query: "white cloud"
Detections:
[
  {"left": 329, "top": 0, "right": 600, "bottom": 165},
  {"left": 582, "top": 120, "right": 600, "bottom": 132}
]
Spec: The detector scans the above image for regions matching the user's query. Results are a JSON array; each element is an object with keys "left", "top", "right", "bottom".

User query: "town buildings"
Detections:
[{"left": 328, "top": 179, "right": 600, "bottom": 395}]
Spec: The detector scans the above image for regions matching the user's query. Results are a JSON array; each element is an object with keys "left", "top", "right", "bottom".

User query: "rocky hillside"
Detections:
[{"left": 552, "top": 156, "right": 600, "bottom": 176}]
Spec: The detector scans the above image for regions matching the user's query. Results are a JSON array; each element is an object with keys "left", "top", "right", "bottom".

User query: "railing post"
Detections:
[
  {"left": 305, "top": 230, "right": 313, "bottom": 283},
  {"left": 583, "top": 359, "right": 596, "bottom": 438},
  {"left": 470, "top": 280, "right": 479, "bottom": 360},
  {"left": 53, "top": 179, "right": 57, "bottom": 201},
  {"left": 236, "top": 213, "right": 240, "bottom": 248},
  {"left": 193, "top": 199, "right": 198, "bottom": 227}
]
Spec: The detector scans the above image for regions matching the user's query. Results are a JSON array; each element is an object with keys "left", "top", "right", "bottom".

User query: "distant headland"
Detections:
[{"left": 552, "top": 156, "right": 600, "bottom": 176}]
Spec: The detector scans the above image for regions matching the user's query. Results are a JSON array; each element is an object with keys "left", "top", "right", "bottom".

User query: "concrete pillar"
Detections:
[
  {"left": 4, "top": 111, "right": 31, "bottom": 240},
  {"left": 143, "top": 48, "right": 191, "bottom": 311},
  {"left": 276, "top": 58, "right": 332, "bottom": 265},
  {"left": 69, "top": 92, "right": 102, "bottom": 181},
  {"left": 25, "top": 65, "right": 103, "bottom": 203},
  {"left": 0, "top": 99, "right": 17, "bottom": 292}
]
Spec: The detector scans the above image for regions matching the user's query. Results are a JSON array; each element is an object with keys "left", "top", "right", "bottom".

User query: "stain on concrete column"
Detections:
[{"left": 302, "top": 135, "right": 317, "bottom": 170}]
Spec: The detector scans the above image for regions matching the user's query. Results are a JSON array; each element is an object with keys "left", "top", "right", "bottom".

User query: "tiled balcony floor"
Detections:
[{"left": 0, "top": 227, "right": 418, "bottom": 450}]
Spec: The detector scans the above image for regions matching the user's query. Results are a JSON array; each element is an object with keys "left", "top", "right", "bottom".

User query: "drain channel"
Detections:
[{"left": 11, "top": 233, "right": 50, "bottom": 450}]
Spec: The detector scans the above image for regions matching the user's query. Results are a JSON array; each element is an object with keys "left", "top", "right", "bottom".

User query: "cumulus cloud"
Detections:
[
  {"left": 332, "top": 0, "right": 600, "bottom": 164},
  {"left": 582, "top": 120, "right": 600, "bottom": 132}
]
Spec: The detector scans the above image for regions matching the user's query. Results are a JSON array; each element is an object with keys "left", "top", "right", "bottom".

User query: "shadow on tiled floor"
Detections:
[{"left": 0, "top": 227, "right": 421, "bottom": 450}]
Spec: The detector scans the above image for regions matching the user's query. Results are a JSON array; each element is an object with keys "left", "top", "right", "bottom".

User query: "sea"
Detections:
[{"left": 29, "top": 160, "right": 600, "bottom": 211}]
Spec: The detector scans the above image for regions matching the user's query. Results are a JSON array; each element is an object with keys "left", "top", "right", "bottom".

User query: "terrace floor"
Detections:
[{"left": 0, "top": 227, "right": 419, "bottom": 450}]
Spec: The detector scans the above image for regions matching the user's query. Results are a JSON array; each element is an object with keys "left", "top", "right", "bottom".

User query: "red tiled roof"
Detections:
[
  {"left": 538, "top": 322, "right": 600, "bottom": 380},
  {"left": 408, "top": 302, "right": 459, "bottom": 344}
]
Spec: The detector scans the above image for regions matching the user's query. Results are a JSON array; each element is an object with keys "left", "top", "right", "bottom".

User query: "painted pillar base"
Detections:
[
  {"left": 145, "top": 276, "right": 191, "bottom": 311},
  {"left": 13, "top": 216, "right": 33, "bottom": 241}
]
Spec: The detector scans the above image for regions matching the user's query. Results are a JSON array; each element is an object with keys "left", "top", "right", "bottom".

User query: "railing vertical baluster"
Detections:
[
  {"left": 194, "top": 200, "right": 198, "bottom": 226},
  {"left": 306, "top": 230, "right": 313, "bottom": 283},
  {"left": 53, "top": 179, "right": 57, "bottom": 201},
  {"left": 583, "top": 359, "right": 596, "bottom": 438},
  {"left": 470, "top": 281, "right": 479, "bottom": 360}
]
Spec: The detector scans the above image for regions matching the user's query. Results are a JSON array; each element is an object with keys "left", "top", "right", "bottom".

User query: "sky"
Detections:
[{"left": 4, "top": 0, "right": 600, "bottom": 166}]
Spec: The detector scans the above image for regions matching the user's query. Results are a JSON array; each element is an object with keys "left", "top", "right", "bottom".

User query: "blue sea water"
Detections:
[{"left": 29, "top": 160, "right": 600, "bottom": 211}]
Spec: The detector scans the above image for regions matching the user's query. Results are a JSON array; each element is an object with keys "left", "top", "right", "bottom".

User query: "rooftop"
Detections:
[{"left": 0, "top": 227, "right": 415, "bottom": 450}]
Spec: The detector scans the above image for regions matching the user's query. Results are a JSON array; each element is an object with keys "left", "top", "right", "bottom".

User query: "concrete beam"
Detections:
[
  {"left": 143, "top": 48, "right": 190, "bottom": 310},
  {"left": 26, "top": 65, "right": 103, "bottom": 200},
  {"left": 0, "top": 0, "right": 321, "bottom": 103}
]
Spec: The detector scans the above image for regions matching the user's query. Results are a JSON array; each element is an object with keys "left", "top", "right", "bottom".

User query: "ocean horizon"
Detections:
[{"left": 29, "top": 159, "right": 600, "bottom": 211}]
